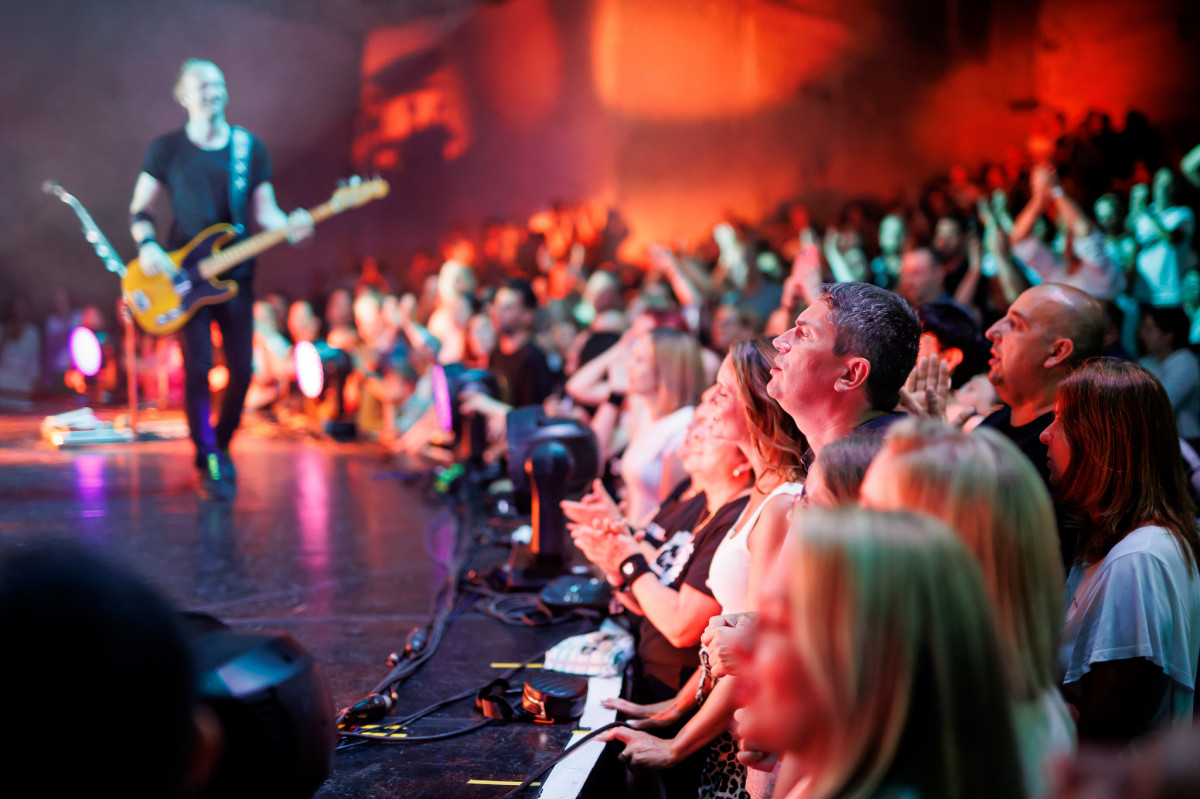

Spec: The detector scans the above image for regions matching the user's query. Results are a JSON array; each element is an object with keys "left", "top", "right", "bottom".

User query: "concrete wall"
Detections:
[{"left": 2, "top": 0, "right": 1197, "bottom": 316}]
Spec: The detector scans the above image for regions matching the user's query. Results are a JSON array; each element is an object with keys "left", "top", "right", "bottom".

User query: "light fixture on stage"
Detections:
[
  {"left": 293, "top": 340, "right": 356, "bottom": 440},
  {"left": 431, "top": 363, "right": 499, "bottom": 466},
  {"left": 184, "top": 615, "right": 336, "bottom": 799},
  {"left": 69, "top": 326, "right": 102, "bottom": 377},
  {"left": 502, "top": 406, "right": 601, "bottom": 589}
]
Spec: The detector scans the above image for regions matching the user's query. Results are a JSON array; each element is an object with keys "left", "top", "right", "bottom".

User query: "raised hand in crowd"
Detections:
[
  {"left": 897, "top": 353, "right": 953, "bottom": 421},
  {"left": 561, "top": 478, "right": 623, "bottom": 528}
]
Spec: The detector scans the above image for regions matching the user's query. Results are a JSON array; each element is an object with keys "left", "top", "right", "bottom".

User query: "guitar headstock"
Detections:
[{"left": 330, "top": 176, "right": 390, "bottom": 211}]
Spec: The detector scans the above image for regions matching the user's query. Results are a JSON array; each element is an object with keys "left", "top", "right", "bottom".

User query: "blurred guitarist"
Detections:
[{"left": 129, "top": 59, "right": 313, "bottom": 500}]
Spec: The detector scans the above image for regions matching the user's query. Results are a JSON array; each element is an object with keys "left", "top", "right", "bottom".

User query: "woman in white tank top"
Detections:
[{"left": 600, "top": 338, "right": 808, "bottom": 799}]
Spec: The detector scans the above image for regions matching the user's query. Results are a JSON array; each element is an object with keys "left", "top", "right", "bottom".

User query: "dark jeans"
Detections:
[{"left": 178, "top": 284, "right": 254, "bottom": 468}]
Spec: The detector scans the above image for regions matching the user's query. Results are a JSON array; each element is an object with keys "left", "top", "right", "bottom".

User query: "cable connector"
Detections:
[
  {"left": 405, "top": 625, "right": 430, "bottom": 655},
  {"left": 342, "top": 693, "right": 394, "bottom": 724}
]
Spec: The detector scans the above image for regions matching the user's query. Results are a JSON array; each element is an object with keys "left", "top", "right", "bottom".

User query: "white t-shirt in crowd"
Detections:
[
  {"left": 1011, "top": 231, "right": 1123, "bottom": 301},
  {"left": 1132, "top": 205, "right": 1195, "bottom": 306},
  {"left": 1060, "top": 525, "right": 1200, "bottom": 730},
  {"left": 619, "top": 405, "right": 693, "bottom": 528}
]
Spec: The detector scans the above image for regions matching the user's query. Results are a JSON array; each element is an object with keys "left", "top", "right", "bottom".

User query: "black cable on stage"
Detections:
[
  {"left": 336, "top": 647, "right": 551, "bottom": 747},
  {"left": 495, "top": 721, "right": 629, "bottom": 798},
  {"left": 335, "top": 502, "right": 480, "bottom": 731}
]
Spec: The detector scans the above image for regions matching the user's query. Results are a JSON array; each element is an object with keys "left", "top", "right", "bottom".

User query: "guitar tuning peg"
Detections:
[
  {"left": 349, "top": 175, "right": 362, "bottom": 186},
  {"left": 337, "top": 179, "right": 347, "bottom": 188}
]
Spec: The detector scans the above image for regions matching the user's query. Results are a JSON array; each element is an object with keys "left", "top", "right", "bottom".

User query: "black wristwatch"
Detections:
[{"left": 617, "top": 553, "right": 652, "bottom": 592}]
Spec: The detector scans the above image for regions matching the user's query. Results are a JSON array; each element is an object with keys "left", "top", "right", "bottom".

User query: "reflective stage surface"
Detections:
[{"left": 0, "top": 408, "right": 591, "bottom": 798}]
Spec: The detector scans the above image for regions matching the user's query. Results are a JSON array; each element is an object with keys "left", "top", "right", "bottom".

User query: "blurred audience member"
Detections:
[
  {"left": 862, "top": 419, "right": 1072, "bottom": 797},
  {"left": 735, "top": 508, "right": 1026, "bottom": 799},
  {"left": 1128, "top": 169, "right": 1194, "bottom": 307},
  {"left": 1138, "top": 305, "right": 1200, "bottom": 441},
  {"left": 0, "top": 290, "right": 41, "bottom": 405},
  {"left": 0, "top": 541, "right": 216, "bottom": 798},
  {"left": 40, "top": 286, "right": 82, "bottom": 394}
]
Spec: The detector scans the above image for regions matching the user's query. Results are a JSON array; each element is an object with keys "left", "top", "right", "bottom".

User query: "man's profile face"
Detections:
[
  {"left": 768, "top": 300, "right": 844, "bottom": 425},
  {"left": 984, "top": 288, "right": 1057, "bottom": 402}
]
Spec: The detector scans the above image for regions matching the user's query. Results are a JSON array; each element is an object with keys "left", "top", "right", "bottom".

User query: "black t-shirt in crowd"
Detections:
[
  {"left": 634, "top": 483, "right": 751, "bottom": 692},
  {"left": 142, "top": 128, "right": 272, "bottom": 284},
  {"left": 979, "top": 405, "right": 1080, "bottom": 567},
  {"left": 489, "top": 340, "right": 554, "bottom": 409}
]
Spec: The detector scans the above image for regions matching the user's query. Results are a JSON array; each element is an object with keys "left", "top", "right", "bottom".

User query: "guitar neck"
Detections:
[{"left": 197, "top": 201, "right": 338, "bottom": 280}]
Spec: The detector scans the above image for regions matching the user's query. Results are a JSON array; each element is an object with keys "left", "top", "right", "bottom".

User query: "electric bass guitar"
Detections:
[{"left": 122, "top": 177, "right": 389, "bottom": 335}]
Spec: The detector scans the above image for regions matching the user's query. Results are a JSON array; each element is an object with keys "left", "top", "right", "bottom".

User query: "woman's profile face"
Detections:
[
  {"left": 1039, "top": 408, "right": 1072, "bottom": 488},
  {"left": 626, "top": 335, "right": 657, "bottom": 397},
  {"left": 709, "top": 356, "right": 750, "bottom": 447}
]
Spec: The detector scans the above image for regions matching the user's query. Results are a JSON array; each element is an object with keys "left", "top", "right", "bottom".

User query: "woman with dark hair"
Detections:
[
  {"left": 1138, "top": 304, "right": 1200, "bottom": 441},
  {"left": 1040, "top": 358, "right": 1200, "bottom": 742}
]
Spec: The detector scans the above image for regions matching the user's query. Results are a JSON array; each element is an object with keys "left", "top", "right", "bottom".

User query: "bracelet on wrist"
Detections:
[
  {"left": 616, "top": 553, "right": 652, "bottom": 592},
  {"left": 138, "top": 236, "right": 157, "bottom": 249},
  {"left": 606, "top": 391, "right": 626, "bottom": 408}
]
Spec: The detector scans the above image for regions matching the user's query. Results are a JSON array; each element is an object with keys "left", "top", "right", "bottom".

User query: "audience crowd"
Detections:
[{"left": 4, "top": 108, "right": 1200, "bottom": 798}]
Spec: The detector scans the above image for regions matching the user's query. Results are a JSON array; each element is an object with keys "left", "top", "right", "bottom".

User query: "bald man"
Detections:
[
  {"left": 129, "top": 59, "right": 312, "bottom": 500},
  {"left": 979, "top": 283, "right": 1104, "bottom": 564}
]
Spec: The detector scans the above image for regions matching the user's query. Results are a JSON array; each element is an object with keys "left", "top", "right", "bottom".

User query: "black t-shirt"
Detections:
[
  {"left": 489, "top": 340, "right": 554, "bottom": 408},
  {"left": 142, "top": 128, "right": 272, "bottom": 283},
  {"left": 979, "top": 405, "right": 1080, "bottom": 567},
  {"left": 635, "top": 490, "right": 751, "bottom": 685},
  {"left": 980, "top": 406, "right": 1053, "bottom": 484},
  {"left": 800, "top": 411, "right": 907, "bottom": 473}
]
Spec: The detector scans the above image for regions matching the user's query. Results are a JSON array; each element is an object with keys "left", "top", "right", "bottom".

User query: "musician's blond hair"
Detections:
[
  {"left": 870, "top": 418, "right": 1062, "bottom": 701},
  {"left": 785, "top": 508, "right": 1024, "bottom": 799}
]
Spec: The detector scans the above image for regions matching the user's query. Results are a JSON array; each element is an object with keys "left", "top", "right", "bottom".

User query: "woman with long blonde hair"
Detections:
[
  {"left": 859, "top": 418, "right": 1070, "bottom": 797},
  {"left": 736, "top": 507, "right": 1026, "bottom": 799}
]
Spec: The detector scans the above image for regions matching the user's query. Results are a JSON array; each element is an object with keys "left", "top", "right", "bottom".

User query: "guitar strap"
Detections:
[{"left": 229, "top": 125, "right": 252, "bottom": 233}]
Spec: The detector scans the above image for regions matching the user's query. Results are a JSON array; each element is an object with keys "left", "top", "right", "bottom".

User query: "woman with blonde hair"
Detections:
[
  {"left": 566, "top": 321, "right": 706, "bottom": 527},
  {"left": 736, "top": 507, "right": 1026, "bottom": 799},
  {"left": 859, "top": 418, "right": 1070, "bottom": 797},
  {"left": 1041, "top": 358, "right": 1200, "bottom": 741}
]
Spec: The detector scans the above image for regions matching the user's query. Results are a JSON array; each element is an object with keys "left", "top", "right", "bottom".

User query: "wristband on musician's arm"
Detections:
[
  {"left": 605, "top": 390, "right": 626, "bottom": 409},
  {"left": 131, "top": 210, "right": 158, "bottom": 248}
]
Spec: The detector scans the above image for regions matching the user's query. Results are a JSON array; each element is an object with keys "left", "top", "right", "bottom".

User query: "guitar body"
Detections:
[
  {"left": 119, "top": 176, "right": 388, "bottom": 335},
  {"left": 122, "top": 225, "right": 241, "bottom": 336}
]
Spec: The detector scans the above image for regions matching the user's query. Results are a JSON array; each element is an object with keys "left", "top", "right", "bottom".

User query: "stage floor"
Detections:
[{"left": 0, "top": 405, "right": 596, "bottom": 798}]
